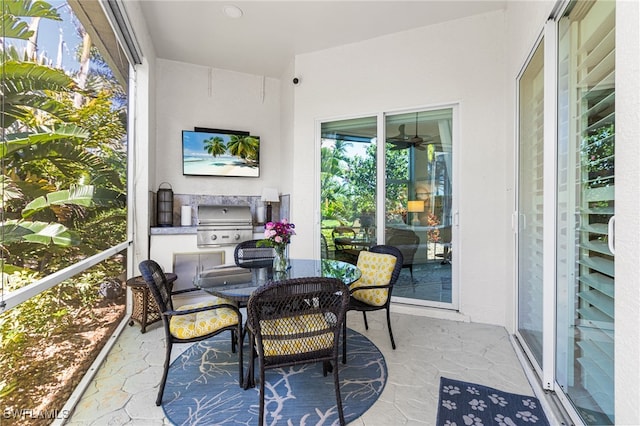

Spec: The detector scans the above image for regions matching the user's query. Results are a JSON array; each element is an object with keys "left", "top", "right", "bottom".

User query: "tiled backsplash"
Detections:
[{"left": 150, "top": 192, "right": 290, "bottom": 227}]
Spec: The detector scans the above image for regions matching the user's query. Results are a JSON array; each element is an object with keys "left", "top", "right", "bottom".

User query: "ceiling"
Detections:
[{"left": 138, "top": 1, "right": 507, "bottom": 78}]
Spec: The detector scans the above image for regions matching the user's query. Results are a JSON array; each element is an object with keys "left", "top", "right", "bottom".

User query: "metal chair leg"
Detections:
[
  {"left": 156, "top": 341, "right": 172, "bottom": 406},
  {"left": 386, "top": 308, "right": 396, "bottom": 350}
]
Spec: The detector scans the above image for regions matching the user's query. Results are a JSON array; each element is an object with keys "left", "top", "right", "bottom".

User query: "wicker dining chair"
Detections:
[
  {"left": 246, "top": 277, "right": 350, "bottom": 426},
  {"left": 342, "top": 245, "right": 403, "bottom": 364},
  {"left": 138, "top": 260, "right": 243, "bottom": 406},
  {"left": 234, "top": 239, "right": 275, "bottom": 267},
  {"left": 386, "top": 228, "right": 419, "bottom": 277},
  {"left": 332, "top": 226, "right": 359, "bottom": 263},
  {"left": 321, "top": 233, "right": 330, "bottom": 259}
]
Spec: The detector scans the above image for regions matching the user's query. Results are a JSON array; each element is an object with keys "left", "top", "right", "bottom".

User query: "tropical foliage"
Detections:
[
  {"left": 0, "top": 0, "right": 128, "bottom": 409},
  {"left": 583, "top": 123, "right": 614, "bottom": 188},
  {"left": 320, "top": 138, "right": 409, "bottom": 227},
  {"left": 204, "top": 134, "right": 260, "bottom": 167}
]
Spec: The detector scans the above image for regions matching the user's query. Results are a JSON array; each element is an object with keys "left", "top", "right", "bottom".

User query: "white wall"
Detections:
[
  {"left": 279, "top": 59, "right": 296, "bottom": 198},
  {"left": 614, "top": 1, "right": 640, "bottom": 423},
  {"left": 291, "top": 11, "right": 510, "bottom": 326},
  {"left": 154, "top": 60, "right": 282, "bottom": 196},
  {"left": 122, "top": 1, "right": 157, "bottom": 272}
]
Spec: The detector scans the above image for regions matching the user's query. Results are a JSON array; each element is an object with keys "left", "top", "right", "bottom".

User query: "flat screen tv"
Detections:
[{"left": 182, "top": 130, "right": 260, "bottom": 177}]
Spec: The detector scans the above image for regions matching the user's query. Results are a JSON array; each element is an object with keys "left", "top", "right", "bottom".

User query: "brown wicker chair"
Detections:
[
  {"left": 386, "top": 228, "right": 420, "bottom": 277},
  {"left": 246, "top": 277, "right": 350, "bottom": 426},
  {"left": 321, "top": 233, "right": 329, "bottom": 259},
  {"left": 332, "top": 226, "right": 359, "bottom": 263},
  {"left": 138, "top": 260, "right": 243, "bottom": 406},
  {"left": 342, "top": 245, "right": 403, "bottom": 364},
  {"left": 234, "top": 239, "right": 275, "bottom": 267}
]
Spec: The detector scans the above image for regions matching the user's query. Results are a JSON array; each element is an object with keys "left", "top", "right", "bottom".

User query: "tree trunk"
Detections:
[
  {"left": 26, "top": 17, "right": 42, "bottom": 61},
  {"left": 74, "top": 30, "right": 92, "bottom": 108}
]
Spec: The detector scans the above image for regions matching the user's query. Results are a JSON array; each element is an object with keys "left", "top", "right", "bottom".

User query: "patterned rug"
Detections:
[
  {"left": 436, "top": 377, "right": 550, "bottom": 425},
  {"left": 162, "top": 328, "right": 387, "bottom": 425}
]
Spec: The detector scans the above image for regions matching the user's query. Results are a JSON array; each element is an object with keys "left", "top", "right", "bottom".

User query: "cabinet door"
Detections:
[{"left": 149, "top": 234, "right": 226, "bottom": 292}]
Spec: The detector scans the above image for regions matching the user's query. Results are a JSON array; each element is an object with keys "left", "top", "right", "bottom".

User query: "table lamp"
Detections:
[
  {"left": 261, "top": 187, "right": 280, "bottom": 223},
  {"left": 407, "top": 200, "right": 424, "bottom": 226}
]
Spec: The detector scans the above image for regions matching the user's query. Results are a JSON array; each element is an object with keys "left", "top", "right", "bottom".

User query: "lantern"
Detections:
[{"left": 157, "top": 182, "right": 174, "bottom": 227}]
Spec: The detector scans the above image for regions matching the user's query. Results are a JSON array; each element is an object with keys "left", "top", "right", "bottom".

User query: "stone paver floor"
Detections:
[{"left": 66, "top": 309, "right": 535, "bottom": 425}]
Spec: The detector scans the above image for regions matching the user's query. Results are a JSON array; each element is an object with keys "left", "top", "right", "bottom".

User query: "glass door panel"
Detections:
[
  {"left": 385, "top": 109, "right": 453, "bottom": 304},
  {"left": 556, "top": 1, "right": 615, "bottom": 423},
  {"left": 320, "top": 117, "right": 377, "bottom": 262},
  {"left": 517, "top": 41, "right": 545, "bottom": 367}
]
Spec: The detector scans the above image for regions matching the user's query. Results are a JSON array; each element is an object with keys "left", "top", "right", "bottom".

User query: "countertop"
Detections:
[{"left": 150, "top": 226, "right": 265, "bottom": 235}]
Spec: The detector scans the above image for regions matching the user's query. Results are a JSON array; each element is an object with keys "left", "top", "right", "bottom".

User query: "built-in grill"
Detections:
[{"left": 196, "top": 205, "right": 253, "bottom": 247}]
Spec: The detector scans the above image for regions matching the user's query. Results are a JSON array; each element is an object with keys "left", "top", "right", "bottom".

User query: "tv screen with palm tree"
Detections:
[{"left": 182, "top": 130, "right": 260, "bottom": 177}]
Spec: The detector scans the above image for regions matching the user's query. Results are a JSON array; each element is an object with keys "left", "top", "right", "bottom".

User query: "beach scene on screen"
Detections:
[{"left": 183, "top": 131, "right": 260, "bottom": 177}]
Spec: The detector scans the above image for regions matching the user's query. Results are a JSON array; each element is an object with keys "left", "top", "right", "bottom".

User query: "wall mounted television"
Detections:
[{"left": 182, "top": 129, "right": 260, "bottom": 177}]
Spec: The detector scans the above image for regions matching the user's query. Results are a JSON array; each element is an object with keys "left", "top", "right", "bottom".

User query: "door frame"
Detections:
[{"left": 315, "top": 103, "right": 460, "bottom": 310}]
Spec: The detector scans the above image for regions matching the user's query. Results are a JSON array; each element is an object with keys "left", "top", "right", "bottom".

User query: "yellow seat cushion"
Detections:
[
  {"left": 170, "top": 297, "right": 239, "bottom": 339},
  {"left": 259, "top": 313, "right": 333, "bottom": 356},
  {"left": 350, "top": 251, "right": 397, "bottom": 306}
]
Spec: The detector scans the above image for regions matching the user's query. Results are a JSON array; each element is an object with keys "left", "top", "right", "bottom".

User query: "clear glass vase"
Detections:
[{"left": 273, "top": 244, "right": 289, "bottom": 272}]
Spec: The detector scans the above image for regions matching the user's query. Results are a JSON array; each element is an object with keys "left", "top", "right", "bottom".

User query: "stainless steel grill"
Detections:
[{"left": 196, "top": 205, "right": 253, "bottom": 247}]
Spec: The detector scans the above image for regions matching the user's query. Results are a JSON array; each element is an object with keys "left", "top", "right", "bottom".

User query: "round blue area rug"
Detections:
[{"left": 162, "top": 328, "right": 387, "bottom": 425}]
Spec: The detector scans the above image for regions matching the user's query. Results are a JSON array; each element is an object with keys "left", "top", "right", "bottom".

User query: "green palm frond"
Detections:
[
  {"left": 18, "top": 139, "right": 123, "bottom": 188},
  {"left": 0, "top": 219, "right": 77, "bottom": 246},
  {"left": 1, "top": 124, "right": 89, "bottom": 158},
  {"left": 22, "top": 185, "right": 122, "bottom": 218},
  {"left": 1, "top": 61, "right": 77, "bottom": 92},
  {"left": 0, "top": 13, "right": 31, "bottom": 39},
  {"left": 4, "top": 0, "right": 61, "bottom": 20},
  {"left": 204, "top": 136, "right": 226, "bottom": 157},
  {"left": 0, "top": 175, "right": 24, "bottom": 206},
  {"left": 227, "top": 135, "right": 259, "bottom": 161},
  {"left": 0, "top": 0, "right": 61, "bottom": 40},
  {"left": 0, "top": 61, "right": 80, "bottom": 126}
]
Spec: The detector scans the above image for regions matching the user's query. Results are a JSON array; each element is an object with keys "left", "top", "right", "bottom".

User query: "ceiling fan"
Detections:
[{"left": 387, "top": 112, "right": 434, "bottom": 151}]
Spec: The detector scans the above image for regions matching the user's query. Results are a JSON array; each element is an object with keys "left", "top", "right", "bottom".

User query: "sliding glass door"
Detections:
[
  {"left": 320, "top": 116, "right": 378, "bottom": 262},
  {"left": 320, "top": 107, "right": 455, "bottom": 308},
  {"left": 556, "top": 1, "right": 615, "bottom": 423},
  {"left": 517, "top": 40, "right": 545, "bottom": 367},
  {"left": 385, "top": 110, "right": 453, "bottom": 304},
  {"left": 517, "top": 1, "right": 615, "bottom": 424}
]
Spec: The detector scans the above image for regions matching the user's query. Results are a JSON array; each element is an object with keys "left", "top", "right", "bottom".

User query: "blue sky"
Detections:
[
  {"left": 183, "top": 131, "right": 233, "bottom": 157},
  {"left": 40, "top": 2, "right": 82, "bottom": 71},
  {"left": 9, "top": 1, "right": 82, "bottom": 72}
]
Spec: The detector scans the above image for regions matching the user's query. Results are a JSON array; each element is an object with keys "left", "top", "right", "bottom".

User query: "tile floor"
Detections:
[{"left": 66, "top": 308, "right": 537, "bottom": 425}]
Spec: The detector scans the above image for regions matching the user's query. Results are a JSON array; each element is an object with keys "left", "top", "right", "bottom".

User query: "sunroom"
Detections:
[{"left": 1, "top": 1, "right": 639, "bottom": 425}]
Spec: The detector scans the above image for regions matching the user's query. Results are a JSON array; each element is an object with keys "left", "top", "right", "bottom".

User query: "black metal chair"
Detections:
[
  {"left": 234, "top": 239, "right": 275, "bottom": 267},
  {"left": 342, "top": 245, "right": 403, "bottom": 364},
  {"left": 138, "top": 260, "right": 243, "bottom": 406},
  {"left": 246, "top": 277, "right": 349, "bottom": 426}
]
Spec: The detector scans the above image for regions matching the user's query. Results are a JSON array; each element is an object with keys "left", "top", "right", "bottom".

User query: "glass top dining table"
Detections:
[{"left": 194, "top": 259, "right": 361, "bottom": 303}]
